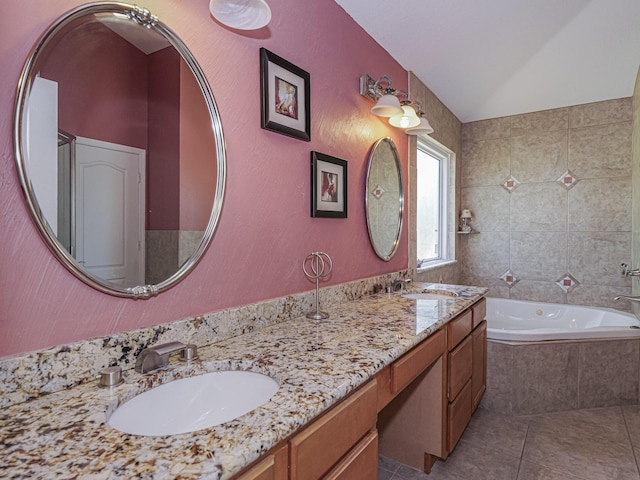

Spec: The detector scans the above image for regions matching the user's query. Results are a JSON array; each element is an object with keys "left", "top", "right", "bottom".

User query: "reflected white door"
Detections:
[{"left": 75, "top": 137, "right": 145, "bottom": 286}]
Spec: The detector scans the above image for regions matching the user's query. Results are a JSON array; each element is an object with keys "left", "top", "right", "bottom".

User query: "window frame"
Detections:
[{"left": 415, "top": 136, "right": 455, "bottom": 271}]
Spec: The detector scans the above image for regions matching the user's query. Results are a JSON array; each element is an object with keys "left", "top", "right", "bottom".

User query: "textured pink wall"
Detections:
[{"left": 0, "top": 0, "right": 408, "bottom": 357}]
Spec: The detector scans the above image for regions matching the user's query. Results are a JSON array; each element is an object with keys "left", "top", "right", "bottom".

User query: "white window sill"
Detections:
[{"left": 417, "top": 259, "right": 457, "bottom": 273}]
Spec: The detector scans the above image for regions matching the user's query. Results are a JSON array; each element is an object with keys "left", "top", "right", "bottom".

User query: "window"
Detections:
[{"left": 416, "top": 137, "right": 453, "bottom": 269}]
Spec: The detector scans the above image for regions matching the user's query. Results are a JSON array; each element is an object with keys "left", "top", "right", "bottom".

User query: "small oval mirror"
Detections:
[
  {"left": 14, "top": 3, "right": 226, "bottom": 298},
  {"left": 365, "top": 137, "right": 404, "bottom": 261}
]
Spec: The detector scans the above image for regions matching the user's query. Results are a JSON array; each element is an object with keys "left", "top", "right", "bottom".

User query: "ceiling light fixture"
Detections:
[
  {"left": 359, "top": 74, "right": 434, "bottom": 135},
  {"left": 209, "top": 0, "right": 272, "bottom": 30}
]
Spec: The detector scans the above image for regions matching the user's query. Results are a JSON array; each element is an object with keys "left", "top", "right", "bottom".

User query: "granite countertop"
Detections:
[{"left": 0, "top": 283, "right": 487, "bottom": 479}]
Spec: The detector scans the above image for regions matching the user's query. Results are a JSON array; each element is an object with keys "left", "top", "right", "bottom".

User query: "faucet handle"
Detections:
[{"left": 621, "top": 263, "right": 640, "bottom": 277}]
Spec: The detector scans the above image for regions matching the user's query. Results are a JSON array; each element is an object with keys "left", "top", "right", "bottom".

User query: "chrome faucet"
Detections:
[
  {"left": 621, "top": 263, "right": 640, "bottom": 277},
  {"left": 135, "top": 341, "right": 198, "bottom": 374}
]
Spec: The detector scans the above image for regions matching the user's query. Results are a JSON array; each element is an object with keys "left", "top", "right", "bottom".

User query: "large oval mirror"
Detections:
[
  {"left": 365, "top": 137, "right": 404, "bottom": 261},
  {"left": 14, "top": 3, "right": 226, "bottom": 298}
]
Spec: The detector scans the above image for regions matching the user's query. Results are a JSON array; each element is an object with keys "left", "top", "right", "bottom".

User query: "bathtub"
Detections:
[{"left": 486, "top": 297, "right": 640, "bottom": 342}]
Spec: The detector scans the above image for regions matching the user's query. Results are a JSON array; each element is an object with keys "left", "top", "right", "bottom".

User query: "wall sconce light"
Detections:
[
  {"left": 459, "top": 209, "right": 473, "bottom": 234},
  {"left": 209, "top": 0, "right": 271, "bottom": 30},
  {"left": 359, "top": 73, "right": 434, "bottom": 135}
]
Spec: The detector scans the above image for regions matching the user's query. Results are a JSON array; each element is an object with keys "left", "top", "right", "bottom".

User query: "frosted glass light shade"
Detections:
[
  {"left": 389, "top": 105, "right": 420, "bottom": 129},
  {"left": 371, "top": 94, "right": 403, "bottom": 117},
  {"left": 405, "top": 116, "right": 434, "bottom": 135},
  {"left": 209, "top": 0, "right": 272, "bottom": 30}
]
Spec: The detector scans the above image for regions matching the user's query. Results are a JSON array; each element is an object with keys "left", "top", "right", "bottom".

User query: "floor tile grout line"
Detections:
[
  {"left": 514, "top": 417, "right": 530, "bottom": 480},
  {"left": 622, "top": 406, "right": 640, "bottom": 475}
]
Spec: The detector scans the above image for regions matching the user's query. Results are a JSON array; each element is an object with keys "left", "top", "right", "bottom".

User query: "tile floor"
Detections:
[{"left": 379, "top": 405, "right": 640, "bottom": 479}]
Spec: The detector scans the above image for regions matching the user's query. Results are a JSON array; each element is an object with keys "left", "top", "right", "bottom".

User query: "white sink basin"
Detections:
[
  {"left": 108, "top": 370, "right": 279, "bottom": 436},
  {"left": 403, "top": 290, "right": 459, "bottom": 301}
]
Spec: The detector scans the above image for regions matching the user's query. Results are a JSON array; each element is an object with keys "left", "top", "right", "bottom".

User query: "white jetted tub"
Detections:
[{"left": 486, "top": 297, "right": 640, "bottom": 342}]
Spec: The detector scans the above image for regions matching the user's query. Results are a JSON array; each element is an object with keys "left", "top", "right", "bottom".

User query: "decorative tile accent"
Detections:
[
  {"left": 556, "top": 273, "right": 580, "bottom": 293},
  {"left": 502, "top": 175, "right": 521, "bottom": 193},
  {"left": 556, "top": 170, "right": 580, "bottom": 190},
  {"left": 372, "top": 184, "right": 385, "bottom": 199},
  {"left": 500, "top": 270, "right": 520, "bottom": 287}
]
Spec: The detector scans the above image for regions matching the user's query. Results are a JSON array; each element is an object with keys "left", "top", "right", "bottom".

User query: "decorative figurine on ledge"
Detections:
[{"left": 459, "top": 209, "right": 473, "bottom": 234}]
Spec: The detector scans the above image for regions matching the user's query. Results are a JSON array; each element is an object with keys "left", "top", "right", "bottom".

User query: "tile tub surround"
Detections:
[
  {"left": 460, "top": 98, "right": 633, "bottom": 310},
  {"left": 0, "top": 284, "right": 487, "bottom": 479},
  {"left": 482, "top": 338, "right": 640, "bottom": 416},
  {"left": 0, "top": 270, "right": 413, "bottom": 409}
]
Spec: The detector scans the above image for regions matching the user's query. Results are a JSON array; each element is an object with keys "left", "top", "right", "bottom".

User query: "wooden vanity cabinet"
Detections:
[
  {"left": 444, "top": 298, "right": 487, "bottom": 455},
  {"left": 289, "top": 380, "right": 378, "bottom": 480}
]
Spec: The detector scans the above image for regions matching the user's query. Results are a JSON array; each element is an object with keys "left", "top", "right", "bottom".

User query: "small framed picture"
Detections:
[
  {"left": 311, "top": 152, "right": 347, "bottom": 218},
  {"left": 260, "top": 48, "right": 311, "bottom": 141}
]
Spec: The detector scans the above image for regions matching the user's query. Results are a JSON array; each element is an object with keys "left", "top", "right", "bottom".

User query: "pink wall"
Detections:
[{"left": 0, "top": 0, "right": 409, "bottom": 357}]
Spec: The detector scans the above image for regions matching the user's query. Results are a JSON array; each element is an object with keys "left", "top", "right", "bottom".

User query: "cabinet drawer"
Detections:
[
  {"left": 236, "top": 443, "right": 287, "bottom": 480},
  {"left": 472, "top": 298, "right": 487, "bottom": 329},
  {"left": 447, "top": 379, "right": 472, "bottom": 453},
  {"left": 325, "top": 430, "right": 378, "bottom": 480},
  {"left": 447, "top": 309, "right": 472, "bottom": 350},
  {"left": 392, "top": 329, "right": 445, "bottom": 394},
  {"left": 289, "top": 380, "right": 377, "bottom": 480},
  {"left": 448, "top": 334, "right": 472, "bottom": 400}
]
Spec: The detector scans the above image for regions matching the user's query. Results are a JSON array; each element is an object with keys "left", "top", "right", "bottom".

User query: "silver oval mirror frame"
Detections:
[
  {"left": 14, "top": 3, "right": 226, "bottom": 298},
  {"left": 365, "top": 137, "right": 404, "bottom": 261}
]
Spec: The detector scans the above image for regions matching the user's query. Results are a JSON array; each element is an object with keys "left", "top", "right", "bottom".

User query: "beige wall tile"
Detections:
[
  {"left": 568, "top": 232, "right": 632, "bottom": 286},
  {"left": 509, "top": 280, "right": 567, "bottom": 304},
  {"left": 461, "top": 186, "right": 510, "bottom": 232},
  {"left": 510, "top": 108, "right": 568, "bottom": 136},
  {"left": 513, "top": 342, "right": 579, "bottom": 414},
  {"left": 511, "top": 183, "right": 567, "bottom": 232},
  {"left": 568, "top": 284, "right": 632, "bottom": 311},
  {"left": 569, "top": 122, "right": 632, "bottom": 179},
  {"left": 568, "top": 177, "right": 631, "bottom": 232},
  {"left": 569, "top": 97, "right": 633, "bottom": 128},
  {"left": 579, "top": 340, "right": 640, "bottom": 409},
  {"left": 461, "top": 138, "right": 511, "bottom": 187},
  {"left": 510, "top": 231, "right": 567, "bottom": 281},
  {"left": 458, "top": 231, "right": 510, "bottom": 280},
  {"left": 511, "top": 130, "right": 568, "bottom": 183},
  {"left": 462, "top": 117, "right": 511, "bottom": 141}
]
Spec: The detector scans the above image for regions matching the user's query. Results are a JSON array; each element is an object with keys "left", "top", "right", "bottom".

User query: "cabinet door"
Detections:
[
  {"left": 447, "top": 379, "right": 472, "bottom": 453},
  {"left": 447, "top": 334, "right": 472, "bottom": 400},
  {"left": 325, "top": 430, "right": 379, "bottom": 480},
  {"left": 289, "top": 381, "right": 377, "bottom": 480},
  {"left": 472, "top": 320, "right": 487, "bottom": 411}
]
